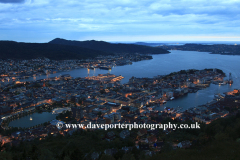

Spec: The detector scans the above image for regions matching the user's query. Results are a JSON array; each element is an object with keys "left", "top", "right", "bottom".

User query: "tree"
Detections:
[
  {"left": 0, "top": 151, "right": 12, "bottom": 160},
  {"left": 161, "top": 142, "right": 173, "bottom": 153},
  {"left": 30, "top": 144, "right": 39, "bottom": 160},
  {"left": 3, "top": 143, "right": 11, "bottom": 152},
  {"left": 114, "top": 150, "right": 125, "bottom": 160},
  {"left": 97, "top": 111, "right": 102, "bottom": 118},
  {"left": 122, "top": 154, "right": 135, "bottom": 160},
  {"left": 0, "top": 142, "right": 3, "bottom": 151},
  {"left": 180, "top": 70, "right": 187, "bottom": 74},
  {"left": 131, "top": 146, "right": 141, "bottom": 159},
  {"left": 70, "top": 148, "right": 83, "bottom": 160},
  {"left": 56, "top": 149, "right": 68, "bottom": 160},
  {"left": 38, "top": 148, "right": 55, "bottom": 160},
  {"left": 63, "top": 156, "right": 71, "bottom": 160},
  {"left": 100, "top": 154, "right": 116, "bottom": 160},
  {"left": 21, "top": 149, "right": 27, "bottom": 160}
]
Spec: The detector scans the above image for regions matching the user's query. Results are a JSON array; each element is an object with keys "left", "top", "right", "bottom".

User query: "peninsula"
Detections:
[{"left": 159, "top": 43, "right": 240, "bottom": 55}]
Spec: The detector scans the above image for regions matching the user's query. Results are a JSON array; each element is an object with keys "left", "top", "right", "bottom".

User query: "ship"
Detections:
[
  {"left": 170, "top": 97, "right": 175, "bottom": 100},
  {"left": 228, "top": 73, "right": 233, "bottom": 84},
  {"left": 218, "top": 81, "right": 227, "bottom": 85},
  {"left": 162, "top": 100, "right": 167, "bottom": 104},
  {"left": 228, "top": 80, "right": 233, "bottom": 84},
  {"left": 87, "top": 66, "right": 95, "bottom": 70},
  {"left": 99, "top": 66, "right": 112, "bottom": 70}
]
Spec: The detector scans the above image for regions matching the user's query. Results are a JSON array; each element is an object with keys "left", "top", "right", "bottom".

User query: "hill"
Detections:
[
  {"left": 134, "top": 42, "right": 165, "bottom": 47},
  {"left": 0, "top": 41, "right": 111, "bottom": 60},
  {"left": 49, "top": 38, "right": 170, "bottom": 54},
  {"left": 159, "top": 43, "right": 240, "bottom": 55}
]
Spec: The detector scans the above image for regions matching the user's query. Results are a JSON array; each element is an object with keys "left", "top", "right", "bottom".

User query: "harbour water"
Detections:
[
  {"left": 27, "top": 50, "right": 240, "bottom": 110},
  {"left": 12, "top": 50, "right": 240, "bottom": 127},
  {"left": 8, "top": 112, "right": 57, "bottom": 128}
]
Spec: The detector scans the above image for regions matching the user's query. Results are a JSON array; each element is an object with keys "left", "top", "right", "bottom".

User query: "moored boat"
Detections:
[{"left": 99, "top": 66, "right": 111, "bottom": 70}]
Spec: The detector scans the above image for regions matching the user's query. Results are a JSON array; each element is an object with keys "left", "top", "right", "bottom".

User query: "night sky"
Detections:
[{"left": 1, "top": 0, "right": 240, "bottom": 42}]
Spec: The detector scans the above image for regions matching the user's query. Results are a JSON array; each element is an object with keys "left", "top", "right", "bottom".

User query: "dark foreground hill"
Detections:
[
  {"left": 1, "top": 112, "right": 240, "bottom": 160},
  {"left": 49, "top": 38, "right": 170, "bottom": 54},
  {"left": 0, "top": 41, "right": 111, "bottom": 60}
]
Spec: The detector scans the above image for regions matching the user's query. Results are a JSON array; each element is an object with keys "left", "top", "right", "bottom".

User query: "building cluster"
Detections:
[
  {"left": 0, "top": 58, "right": 82, "bottom": 83},
  {"left": 85, "top": 73, "right": 124, "bottom": 83},
  {"left": 0, "top": 67, "right": 236, "bottom": 155},
  {"left": 0, "top": 53, "right": 152, "bottom": 86},
  {"left": 0, "top": 69, "right": 228, "bottom": 124}
]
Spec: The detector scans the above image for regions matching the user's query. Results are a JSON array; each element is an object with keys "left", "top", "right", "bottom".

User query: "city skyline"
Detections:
[{"left": 0, "top": 0, "right": 240, "bottom": 42}]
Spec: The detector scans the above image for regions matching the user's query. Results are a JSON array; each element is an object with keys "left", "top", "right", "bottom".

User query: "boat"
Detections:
[
  {"left": 87, "top": 66, "right": 95, "bottom": 70},
  {"left": 228, "top": 80, "right": 233, "bottom": 84},
  {"left": 175, "top": 106, "right": 183, "bottom": 112},
  {"left": 30, "top": 117, "right": 32, "bottom": 121},
  {"left": 99, "top": 66, "right": 112, "bottom": 70},
  {"left": 170, "top": 97, "right": 175, "bottom": 100}
]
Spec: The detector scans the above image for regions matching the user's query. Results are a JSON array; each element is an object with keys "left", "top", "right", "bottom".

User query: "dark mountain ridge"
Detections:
[
  {"left": 0, "top": 38, "right": 169, "bottom": 60},
  {"left": 49, "top": 38, "right": 170, "bottom": 55},
  {"left": 0, "top": 41, "right": 111, "bottom": 60}
]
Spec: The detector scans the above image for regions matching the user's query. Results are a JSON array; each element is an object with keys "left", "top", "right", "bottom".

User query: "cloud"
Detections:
[
  {"left": 0, "top": 0, "right": 240, "bottom": 42},
  {"left": 0, "top": 0, "right": 25, "bottom": 3}
]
